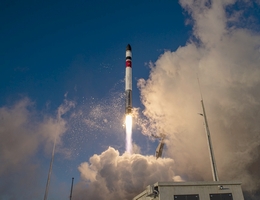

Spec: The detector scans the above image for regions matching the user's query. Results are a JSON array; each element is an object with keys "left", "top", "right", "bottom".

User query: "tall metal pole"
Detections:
[
  {"left": 201, "top": 99, "right": 219, "bottom": 181},
  {"left": 43, "top": 136, "right": 57, "bottom": 200},
  {"left": 70, "top": 177, "right": 74, "bottom": 200},
  {"left": 198, "top": 77, "right": 219, "bottom": 181}
]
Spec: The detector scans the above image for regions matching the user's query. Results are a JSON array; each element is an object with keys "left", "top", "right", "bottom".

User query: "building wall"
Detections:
[{"left": 133, "top": 181, "right": 244, "bottom": 200}]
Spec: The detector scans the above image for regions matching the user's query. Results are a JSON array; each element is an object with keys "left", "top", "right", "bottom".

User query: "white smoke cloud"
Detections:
[
  {"left": 73, "top": 147, "right": 182, "bottom": 200},
  {"left": 137, "top": 0, "right": 260, "bottom": 195},
  {"left": 0, "top": 98, "right": 74, "bottom": 199}
]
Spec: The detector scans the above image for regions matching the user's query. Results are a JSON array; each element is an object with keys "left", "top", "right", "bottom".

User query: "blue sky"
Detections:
[
  {"left": 1, "top": 1, "right": 260, "bottom": 200},
  {"left": 0, "top": 0, "right": 189, "bottom": 107}
]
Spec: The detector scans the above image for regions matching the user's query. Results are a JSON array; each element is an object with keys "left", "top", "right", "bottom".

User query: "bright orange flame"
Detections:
[{"left": 125, "top": 114, "right": 132, "bottom": 154}]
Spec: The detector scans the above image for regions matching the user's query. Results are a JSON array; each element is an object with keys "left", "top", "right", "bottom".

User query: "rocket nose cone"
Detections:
[{"left": 126, "top": 44, "right": 131, "bottom": 51}]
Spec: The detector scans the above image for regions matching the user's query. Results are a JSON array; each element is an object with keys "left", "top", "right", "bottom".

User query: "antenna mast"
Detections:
[
  {"left": 43, "top": 136, "right": 57, "bottom": 200},
  {"left": 70, "top": 177, "right": 74, "bottom": 200},
  {"left": 198, "top": 77, "right": 219, "bottom": 182}
]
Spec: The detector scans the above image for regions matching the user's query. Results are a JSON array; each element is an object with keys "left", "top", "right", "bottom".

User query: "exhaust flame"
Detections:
[{"left": 125, "top": 114, "right": 133, "bottom": 154}]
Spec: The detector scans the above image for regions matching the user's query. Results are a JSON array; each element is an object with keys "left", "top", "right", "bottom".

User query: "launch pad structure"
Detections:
[{"left": 133, "top": 181, "right": 244, "bottom": 200}]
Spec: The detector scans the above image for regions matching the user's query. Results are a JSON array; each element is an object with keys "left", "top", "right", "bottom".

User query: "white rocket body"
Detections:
[{"left": 125, "top": 44, "right": 132, "bottom": 114}]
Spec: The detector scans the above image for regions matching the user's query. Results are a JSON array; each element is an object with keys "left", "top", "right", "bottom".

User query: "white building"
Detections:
[{"left": 133, "top": 181, "right": 244, "bottom": 200}]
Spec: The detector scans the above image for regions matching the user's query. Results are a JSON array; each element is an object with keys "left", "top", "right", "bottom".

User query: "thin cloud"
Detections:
[{"left": 0, "top": 98, "right": 74, "bottom": 199}]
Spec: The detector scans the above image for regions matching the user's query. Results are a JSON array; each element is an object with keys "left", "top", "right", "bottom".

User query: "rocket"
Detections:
[{"left": 125, "top": 44, "right": 132, "bottom": 115}]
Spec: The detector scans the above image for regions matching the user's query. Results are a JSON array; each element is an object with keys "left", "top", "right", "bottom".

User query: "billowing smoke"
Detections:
[
  {"left": 138, "top": 0, "right": 260, "bottom": 196},
  {"left": 0, "top": 98, "right": 74, "bottom": 199},
  {"left": 73, "top": 147, "right": 182, "bottom": 200}
]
